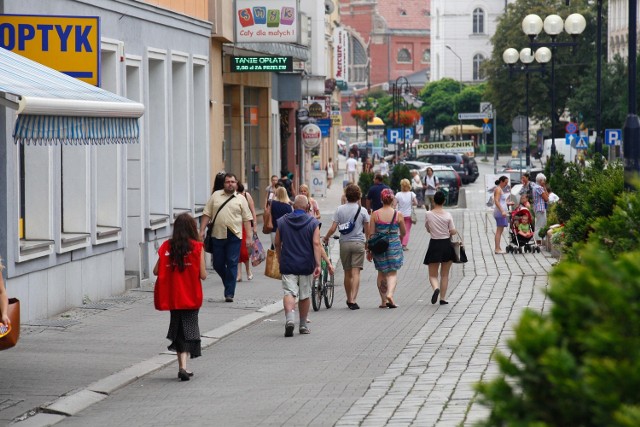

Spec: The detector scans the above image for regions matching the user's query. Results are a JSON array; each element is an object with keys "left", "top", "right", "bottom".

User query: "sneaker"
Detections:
[
  {"left": 299, "top": 326, "right": 310, "bottom": 335},
  {"left": 284, "top": 321, "right": 295, "bottom": 337}
]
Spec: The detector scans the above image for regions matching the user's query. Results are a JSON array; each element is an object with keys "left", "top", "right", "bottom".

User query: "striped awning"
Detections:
[{"left": 0, "top": 48, "right": 144, "bottom": 145}]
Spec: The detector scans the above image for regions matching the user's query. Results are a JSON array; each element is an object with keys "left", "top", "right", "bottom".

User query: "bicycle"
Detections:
[{"left": 312, "top": 236, "right": 338, "bottom": 311}]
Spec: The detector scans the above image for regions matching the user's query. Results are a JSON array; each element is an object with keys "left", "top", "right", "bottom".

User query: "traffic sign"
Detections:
[
  {"left": 575, "top": 136, "right": 589, "bottom": 149},
  {"left": 604, "top": 129, "right": 622, "bottom": 146},
  {"left": 565, "top": 133, "right": 578, "bottom": 145},
  {"left": 565, "top": 122, "right": 578, "bottom": 134},
  {"left": 482, "top": 123, "right": 492, "bottom": 133},
  {"left": 458, "top": 112, "right": 493, "bottom": 120}
]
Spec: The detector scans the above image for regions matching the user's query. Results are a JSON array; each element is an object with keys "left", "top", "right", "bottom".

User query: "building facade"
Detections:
[
  {"left": 430, "top": 0, "right": 512, "bottom": 83},
  {"left": 1, "top": 0, "right": 211, "bottom": 321}
]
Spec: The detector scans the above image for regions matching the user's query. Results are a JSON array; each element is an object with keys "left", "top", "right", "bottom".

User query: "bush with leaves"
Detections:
[
  {"left": 390, "top": 164, "right": 411, "bottom": 192},
  {"left": 475, "top": 243, "right": 640, "bottom": 427}
]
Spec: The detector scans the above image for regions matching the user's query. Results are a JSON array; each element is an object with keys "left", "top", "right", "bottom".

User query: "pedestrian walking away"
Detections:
[
  {"left": 423, "top": 167, "right": 439, "bottom": 211},
  {"left": 366, "top": 173, "right": 389, "bottom": 214},
  {"left": 423, "top": 191, "right": 457, "bottom": 305},
  {"left": 367, "top": 189, "right": 405, "bottom": 308},
  {"left": 492, "top": 176, "right": 511, "bottom": 254},
  {"left": 199, "top": 173, "right": 253, "bottom": 302},
  {"left": 323, "top": 184, "right": 370, "bottom": 310},
  {"left": 236, "top": 183, "right": 258, "bottom": 282},
  {"left": 270, "top": 187, "right": 294, "bottom": 248},
  {"left": 346, "top": 152, "right": 358, "bottom": 183},
  {"left": 379, "top": 157, "right": 389, "bottom": 177},
  {"left": 275, "top": 195, "right": 321, "bottom": 337},
  {"left": 153, "top": 213, "right": 207, "bottom": 381},
  {"left": 326, "top": 158, "right": 335, "bottom": 189},
  {"left": 395, "top": 179, "right": 417, "bottom": 251}
]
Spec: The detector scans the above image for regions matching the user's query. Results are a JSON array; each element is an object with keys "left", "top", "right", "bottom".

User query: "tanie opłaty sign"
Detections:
[{"left": 301, "top": 124, "right": 322, "bottom": 150}]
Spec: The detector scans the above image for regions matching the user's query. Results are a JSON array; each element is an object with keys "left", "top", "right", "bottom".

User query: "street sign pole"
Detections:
[{"left": 493, "top": 108, "right": 498, "bottom": 174}]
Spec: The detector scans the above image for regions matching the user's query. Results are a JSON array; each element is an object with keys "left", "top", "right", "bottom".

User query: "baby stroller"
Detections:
[{"left": 506, "top": 206, "right": 541, "bottom": 254}]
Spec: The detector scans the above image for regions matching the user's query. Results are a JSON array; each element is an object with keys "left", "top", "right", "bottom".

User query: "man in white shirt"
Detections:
[
  {"left": 346, "top": 152, "right": 358, "bottom": 183},
  {"left": 379, "top": 158, "right": 389, "bottom": 177}
]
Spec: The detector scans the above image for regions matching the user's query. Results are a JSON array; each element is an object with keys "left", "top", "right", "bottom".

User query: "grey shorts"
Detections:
[
  {"left": 282, "top": 274, "right": 312, "bottom": 300},
  {"left": 339, "top": 241, "right": 365, "bottom": 270}
]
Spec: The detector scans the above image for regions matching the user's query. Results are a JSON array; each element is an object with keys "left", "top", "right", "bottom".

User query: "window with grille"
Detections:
[
  {"left": 473, "top": 54, "right": 486, "bottom": 81},
  {"left": 397, "top": 48, "right": 412, "bottom": 63}
]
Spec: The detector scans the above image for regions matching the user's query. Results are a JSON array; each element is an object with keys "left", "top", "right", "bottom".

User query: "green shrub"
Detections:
[
  {"left": 357, "top": 172, "right": 374, "bottom": 198},
  {"left": 390, "top": 164, "right": 410, "bottom": 192},
  {"left": 475, "top": 243, "right": 640, "bottom": 427}
]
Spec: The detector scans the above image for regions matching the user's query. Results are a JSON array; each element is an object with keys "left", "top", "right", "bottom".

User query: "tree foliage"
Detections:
[
  {"left": 476, "top": 243, "right": 640, "bottom": 427},
  {"left": 484, "top": 0, "right": 600, "bottom": 131}
]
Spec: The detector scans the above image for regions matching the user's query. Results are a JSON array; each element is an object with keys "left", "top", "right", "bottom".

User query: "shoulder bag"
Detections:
[
  {"left": 262, "top": 205, "right": 274, "bottom": 234},
  {"left": 338, "top": 206, "right": 362, "bottom": 235},
  {"left": 451, "top": 231, "right": 468, "bottom": 263},
  {"left": 367, "top": 210, "right": 397, "bottom": 255},
  {"left": 204, "top": 195, "right": 235, "bottom": 253}
]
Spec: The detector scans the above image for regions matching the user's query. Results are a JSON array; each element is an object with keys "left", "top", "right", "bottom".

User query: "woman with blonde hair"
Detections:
[
  {"left": 298, "top": 184, "right": 321, "bottom": 221},
  {"left": 270, "top": 186, "right": 293, "bottom": 247},
  {"left": 395, "top": 179, "right": 417, "bottom": 251}
]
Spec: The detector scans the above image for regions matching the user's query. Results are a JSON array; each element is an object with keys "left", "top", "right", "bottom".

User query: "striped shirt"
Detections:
[{"left": 531, "top": 183, "right": 546, "bottom": 213}]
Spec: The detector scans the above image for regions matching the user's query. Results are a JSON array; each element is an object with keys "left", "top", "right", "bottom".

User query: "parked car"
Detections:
[
  {"left": 416, "top": 153, "right": 479, "bottom": 184},
  {"left": 429, "top": 165, "right": 461, "bottom": 206},
  {"left": 399, "top": 160, "right": 430, "bottom": 178},
  {"left": 500, "top": 158, "right": 543, "bottom": 184}
]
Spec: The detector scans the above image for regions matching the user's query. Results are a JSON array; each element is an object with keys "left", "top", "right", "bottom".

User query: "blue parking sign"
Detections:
[
  {"left": 386, "top": 128, "right": 413, "bottom": 143},
  {"left": 604, "top": 129, "right": 622, "bottom": 146}
]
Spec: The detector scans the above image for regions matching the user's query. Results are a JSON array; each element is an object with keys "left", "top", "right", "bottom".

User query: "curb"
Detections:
[{"left": 15, "top": 302, "right": 285, "bottom": 426}]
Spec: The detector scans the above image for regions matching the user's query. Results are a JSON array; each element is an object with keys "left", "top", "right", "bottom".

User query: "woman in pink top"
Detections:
[{"left": 423, "top": 191, "right": 457, "bottom": 305}]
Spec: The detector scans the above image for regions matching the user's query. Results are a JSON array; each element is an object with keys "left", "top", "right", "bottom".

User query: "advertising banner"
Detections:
[
  {"left": 333, "top": 28, "right": 349, "bottom": 84},
  {"left": 236, "top": 0, "right": 298, "bottom": 43},
  {"left": 416, "top": 140, "right": 475, "bottom": 156},
  {"left": 309, "top": 171, "right": 326, "bottom": 198},
  {"left": 0, "top": 14, "right": 100, "bottom": 85}
]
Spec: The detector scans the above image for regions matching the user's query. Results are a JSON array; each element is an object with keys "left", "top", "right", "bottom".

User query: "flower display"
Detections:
[
  {"left": 388, "top": 109, "right": 421, "bottom": 126},
  {"left": 350, "top": 109, "right": 375, "bottom": 122}
]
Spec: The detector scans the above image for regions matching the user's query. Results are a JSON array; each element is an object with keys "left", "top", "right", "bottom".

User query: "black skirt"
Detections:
[
  {"left": 423, "top": 238, "right": 456, "bottom": 264},
  {"left": 167, "top": 309, "right": 201, "bottom": 358}
]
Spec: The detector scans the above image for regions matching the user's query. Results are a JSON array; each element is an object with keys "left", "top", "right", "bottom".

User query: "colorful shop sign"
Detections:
[
  {"left": 235, "top": 0, "right": 298, "bottom": 43},
  {"left": 0, "top": 14, "right": 100, "bottom": 86}
]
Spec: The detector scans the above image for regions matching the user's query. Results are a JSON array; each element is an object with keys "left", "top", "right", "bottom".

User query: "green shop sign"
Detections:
[{"left": 230, "top": 56, "right": 293, "bottom": 72}]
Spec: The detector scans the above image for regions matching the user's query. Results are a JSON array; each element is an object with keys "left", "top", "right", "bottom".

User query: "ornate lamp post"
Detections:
[
  {"left": 503, "top": 47, "right": 551, "bottom": 169},
  {"left": 522, "top": 13, "right": 586, "bottom": 169}
]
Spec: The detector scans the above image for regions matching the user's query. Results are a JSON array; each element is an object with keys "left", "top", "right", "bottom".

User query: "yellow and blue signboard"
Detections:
[{"left": 0, "top": 14, "right": 100, "bottom": 86}]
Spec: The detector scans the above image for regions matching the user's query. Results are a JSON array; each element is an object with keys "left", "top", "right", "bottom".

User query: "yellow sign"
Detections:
[
  {"left": 483, "top": 117, "right": 490, "bottom": 124},
  {"left": 0, "top": 15, "right": 100, "bottom": 86}
]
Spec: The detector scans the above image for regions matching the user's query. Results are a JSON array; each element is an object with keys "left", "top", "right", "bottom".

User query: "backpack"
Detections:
[{"left": 486, "top": 192, "right": 495, "bottom": 207}]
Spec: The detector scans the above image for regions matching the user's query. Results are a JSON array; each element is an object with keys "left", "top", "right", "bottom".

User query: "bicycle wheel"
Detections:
[
  {"left": 323, "top": 269, "right": 335, "bottom": 309},
  {"left": 311, "top": 275, "right": 322, "bottom": 311}
]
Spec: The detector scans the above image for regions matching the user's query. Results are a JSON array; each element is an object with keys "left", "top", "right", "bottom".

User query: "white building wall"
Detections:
[
  {"left": 431, "top": 0, "right": 514, "bottom": 83},
  {"left": 608, "top": 0, "right": 640, "bottom": 61}
]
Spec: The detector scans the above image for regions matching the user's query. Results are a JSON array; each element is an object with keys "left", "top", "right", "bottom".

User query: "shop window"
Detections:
[
  {"left": 192, "top": 59, "right": 208, "bottom": 214},
  {"left": 59, "top": 145, "right": 91, "bottom": 251},
  {"left": 18, "top": 145, "right": 55, "bottom": 260},
  {"left": 171, "top": 55, "right": 190, "bottom": 220},
  {"left": 244, "top": 88, "right": 261, "bottom": 207},
  {"left": 95, "top": 47, "right": 122, "bottom": 242},
  {"left": 147, "top": 51, "right": 170, "bottom": 229},
  {"left": 397, "top": 48, "right": 412, "bottom": 63},
  {"left": 473, "top": 8, "right": 485, "bottom": 34}
]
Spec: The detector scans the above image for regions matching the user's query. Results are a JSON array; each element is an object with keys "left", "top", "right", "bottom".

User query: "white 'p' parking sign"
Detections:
[{"left": 604, "top": 129, "right": 622, "bottom": 146}]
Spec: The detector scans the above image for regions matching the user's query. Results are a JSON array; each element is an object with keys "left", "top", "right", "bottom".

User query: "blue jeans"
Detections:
[{"left": 211, "top": 230, "right": 241, "bottom": 298}]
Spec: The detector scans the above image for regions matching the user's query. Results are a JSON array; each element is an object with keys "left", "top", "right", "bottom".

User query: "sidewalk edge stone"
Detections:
[
  {"left": 87, "top": 355, "right": 175, "bottom": 395},
  {"left": 43, "top": 390, "right": 107, "bottom": 416}
]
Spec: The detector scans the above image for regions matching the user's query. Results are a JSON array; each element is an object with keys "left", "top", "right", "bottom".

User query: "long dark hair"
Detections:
[
  {"left": 169, "top": 213, "right": 199, "bottom": 272},
  {"left": 212, "top": 172, "right": 226, "bottom": 193}
]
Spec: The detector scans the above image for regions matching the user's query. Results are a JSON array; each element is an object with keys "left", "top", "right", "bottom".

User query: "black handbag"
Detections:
[
  {"left": 451, "top": 232, "right": 468, "bottom": 263},
  {"left": 204, "top": 195, "right": 235, "bottom": 253},
  {"left": 367, "top": 210, "right": 397, "bottom": 255}
]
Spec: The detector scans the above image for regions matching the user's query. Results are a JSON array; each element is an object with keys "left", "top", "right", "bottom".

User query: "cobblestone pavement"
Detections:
[{"left": 2, "top": 159, "right": 556, "bottom": 427}]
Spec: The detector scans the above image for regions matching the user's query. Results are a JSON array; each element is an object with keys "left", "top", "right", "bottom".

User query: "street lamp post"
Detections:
[
  {"left": 392, "top": 76, "right": 423, "bottom": 161},
  {"left": 522, "top": 13, "right": 585, "bottom": 171},
  {"left": 503, "top": 47, "right": 551, "bottom": 169},
  {"left": 445, "top": 45, "right": 463, "bottom": 140}
]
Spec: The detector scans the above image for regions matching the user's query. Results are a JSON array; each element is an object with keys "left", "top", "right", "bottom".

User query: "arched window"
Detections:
[
  {"left": 473, "top": 8, "right": 484, "bottom": 34},
  {"left": 348, "top": 34, "right": 368, "bottom": 85},
  {"left": 397, "top": 48, "right": 412, "bottom": 63},
  {"left": 422, "top": 49, "right": 431, "bottom": 63},
  {"left": 473, "top": 53, "right": 486, "bottom": 81}
]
